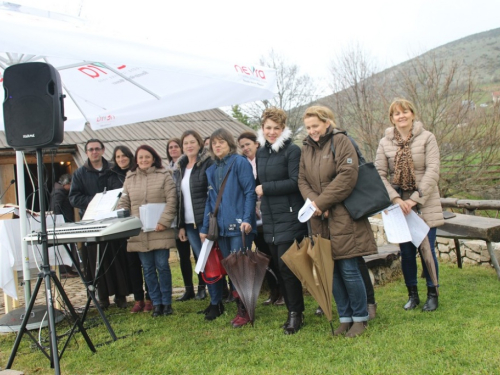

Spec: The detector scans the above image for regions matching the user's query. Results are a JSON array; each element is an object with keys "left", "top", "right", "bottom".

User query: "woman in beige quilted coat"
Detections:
[
  {"left": 375, "top": 98, "right": 444, "bottom": 312},
  {"left": 119, "top": 145, "right": 177, "bottom": 317}
]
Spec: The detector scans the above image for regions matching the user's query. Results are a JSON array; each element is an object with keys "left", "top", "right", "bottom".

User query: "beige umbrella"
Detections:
[{"left": 281, "top": 235, "right": 334, "bottom": 332}]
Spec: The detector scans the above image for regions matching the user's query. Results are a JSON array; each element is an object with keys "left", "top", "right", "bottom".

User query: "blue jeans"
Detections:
[
  {"left": 400, "top": 227, "right": 439, "bottom": 287},
  {"left": 138, "top": 249, "right": 172, "bottom": 306},
  {"left": 333, "top": 257, "right": 368, "bottom": 323},
  {"left": 185, "top": 224, "right": 202, "bottom": 258},
  {"left": 206, "top": 233, "right": 254, "bottom": 305}
]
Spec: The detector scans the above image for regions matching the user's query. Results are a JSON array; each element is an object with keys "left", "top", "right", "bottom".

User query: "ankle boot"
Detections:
[
  {"left": 262, "top": 288, "right": 280, "bottom": 306},
  {"left": 422, "top": 287, "right": 438, "bottom": 312},
  {"left": 232, "top": 299, "right": 250, "bottom": 328},
  {"left": 345, "top": 322, "right": 367, "bottom": 338},
  {"left": 163, "top": 304, "right": 173, "bottom": 316},
  {"left": 195, "top": 285, "right": 207, "bottom": 300},
  {"left": 367, "top": 303, "right": 377, "bottom": 320},
  {"left": 333, "top": 322, "right": 352, "bottom": 336},
  {"left": 152, "top": 305, "right": 164, "bottom": 318},
  {"left": 205, "top": 302, "right": 224, "bottom": 321},
  {"left": 404, "top": 285, "right": 420, "bottom": 310},
  {"left": 284, "top": 312, "right": 304, "bottom": 335},
  {"left": 176, "top": 286, "right": 195, "bottom": 302}
]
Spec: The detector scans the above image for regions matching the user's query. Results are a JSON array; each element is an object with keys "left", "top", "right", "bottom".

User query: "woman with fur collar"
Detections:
[{"left": 255, "top": 107, "right": 308, "bottom": 334}]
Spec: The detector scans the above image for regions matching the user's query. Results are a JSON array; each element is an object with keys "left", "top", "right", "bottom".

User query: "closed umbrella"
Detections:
[
  {"left": 418, "top": 237, "right": 439, "bottom": 294},
  {"left": 221, "top": 247, "right": 270, "bottom": 325},
  {"left": 281, "top": 234, "right": 334, "bottom": 332}
]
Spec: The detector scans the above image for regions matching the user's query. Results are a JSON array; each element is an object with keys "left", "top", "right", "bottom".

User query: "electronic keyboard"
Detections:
[{"left": 23, "top": 216, "right": 142, "bottom": 244}]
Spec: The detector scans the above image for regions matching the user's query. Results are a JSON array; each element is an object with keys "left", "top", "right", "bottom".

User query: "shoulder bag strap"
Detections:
[{"left": 213, "top": 158, "right": 236, "bottom": 217}]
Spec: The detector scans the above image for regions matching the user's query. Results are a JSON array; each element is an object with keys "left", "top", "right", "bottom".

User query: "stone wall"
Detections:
[{"left": 368, "top": 217, "right": 500, "bottom": 268}]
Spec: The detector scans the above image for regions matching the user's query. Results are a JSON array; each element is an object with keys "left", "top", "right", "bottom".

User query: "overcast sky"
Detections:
[{"left": 8, "top": 0, "right": 500, "bottom": 93}]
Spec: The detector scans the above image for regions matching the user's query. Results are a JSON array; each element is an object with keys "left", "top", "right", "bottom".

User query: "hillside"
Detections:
[{"left": 387, "top": 27, "right": 500, "bottom": 94}]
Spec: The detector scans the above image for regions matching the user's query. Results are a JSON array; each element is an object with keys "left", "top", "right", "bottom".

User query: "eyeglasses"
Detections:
[{"left": 87, "top": 147, "right": 102, "bottom": 153}]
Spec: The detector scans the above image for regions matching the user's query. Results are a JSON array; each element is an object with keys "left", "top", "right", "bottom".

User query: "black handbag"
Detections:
[{"left": 331, "top": 131, "right": 391, "bottom": 220}]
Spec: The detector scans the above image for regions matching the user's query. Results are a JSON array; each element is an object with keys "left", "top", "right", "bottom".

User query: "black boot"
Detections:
[
  {"left": 152, "top": 305, "right": 164, "bottom": 318},
  {"left": 403, "top": 285, "right": 420, "bottom": 310},
  {"left": 422, "top": 287, "right": 438, "bottom": 312},
  {"left": 284, "top": 312, "right": 304, "bottom": 335},
  {"left": 205, "top": 302, "right": 225, "bottom": 321},
  {"left": 163, "top": 304, "right": 173, "bottom": 316},
  {"left": 176, "top": 286, "right": 195, "bottom": 302},
  {"left": 195, "top": 285, "right": 207, "bottom": 300}
]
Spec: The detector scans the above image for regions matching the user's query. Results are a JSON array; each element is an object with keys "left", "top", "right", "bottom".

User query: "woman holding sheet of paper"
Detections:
[
  {"left": 375, "top": 98, "right": 444, "bottom": 312},
  {"left": 298, "top": 106, "right": 377, "bottom": 338},
  {"left": 174, "top": 130, "right": 213, "bottom": 301},
  {"left": 118, "top": 145, "right": 177, "bottom": 318}
]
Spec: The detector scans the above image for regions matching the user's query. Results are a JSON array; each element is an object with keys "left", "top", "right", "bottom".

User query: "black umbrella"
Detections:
[{"left": 221, "top": 234, "right": 270, "bottom": 325}]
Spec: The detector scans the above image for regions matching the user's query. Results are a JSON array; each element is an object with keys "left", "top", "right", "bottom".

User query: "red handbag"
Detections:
[{"left": 202, "top": 242, "right": 227, "bottom": 284}]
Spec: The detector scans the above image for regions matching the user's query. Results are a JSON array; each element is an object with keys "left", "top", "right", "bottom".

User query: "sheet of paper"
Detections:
[
  {"left": 406, "top": 210, "right": 430, "bottom": 247},
  {"left": 195, "top": 239, "right": 214, "bottom": 274},
  {"left": 82, "top": 188, "right": 123, "bottom": 221},
  {"left": 139, "top": 203, "right": 166, "bottom": 232},
  {"left": 298, "top": 198, "right": 316, "bottom": 223},
  {"left": 381, "top": 204, "right": 412, "bottom": 244}
]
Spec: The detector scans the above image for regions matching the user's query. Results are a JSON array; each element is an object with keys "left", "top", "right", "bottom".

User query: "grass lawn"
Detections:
[{"left": 1, "top": 260, "right": 499, "bottom": 374}]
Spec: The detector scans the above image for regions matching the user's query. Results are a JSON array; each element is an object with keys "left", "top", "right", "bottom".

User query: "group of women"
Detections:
[{"left": 105, "top": 97, "right": 442, "bottom": 338}]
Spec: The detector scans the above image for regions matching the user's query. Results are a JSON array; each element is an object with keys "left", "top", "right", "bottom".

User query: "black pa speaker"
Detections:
[{"left": 3, "top": 62, "right": 66, "bottom": 150}]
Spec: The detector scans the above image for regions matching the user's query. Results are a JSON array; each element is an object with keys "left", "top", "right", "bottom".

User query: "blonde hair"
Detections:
[
  {"left": 388, "top": 98, "right": 416, "bottom": 124},
  {"left": 302, "top": 105, "right": 336, "bottom": 127},
  {"left": 261, "top": 107, "right": 287, "bottom": 129}
]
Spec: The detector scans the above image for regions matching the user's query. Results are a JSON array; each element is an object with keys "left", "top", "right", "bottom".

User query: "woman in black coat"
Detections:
[
  {"left": 174, "top": 130, "right": 213, "bottom": 301},
  {"left": 256, "top": 107, "right": 308, "bottom": 334}
]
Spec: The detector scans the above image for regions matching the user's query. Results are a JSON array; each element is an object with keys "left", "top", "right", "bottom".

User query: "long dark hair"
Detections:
[
  {"left": 112, "top": 145, "right": 135, "bottom": 170},
  {"left": 131, "top": 145, "right": 163, "bottom": 171}
]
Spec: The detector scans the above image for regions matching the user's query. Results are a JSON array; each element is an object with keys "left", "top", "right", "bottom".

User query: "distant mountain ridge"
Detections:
[{"left": 391, "top": 27, "right": 500, "bottom": 88}]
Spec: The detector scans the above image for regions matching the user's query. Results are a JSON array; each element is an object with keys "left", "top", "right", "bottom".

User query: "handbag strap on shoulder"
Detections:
[
  {"left": 330, "top": 131, "right": 366, "bottom": 165},
  {"left": 213, "top": 158, "right": 236, "bottom": 217}
]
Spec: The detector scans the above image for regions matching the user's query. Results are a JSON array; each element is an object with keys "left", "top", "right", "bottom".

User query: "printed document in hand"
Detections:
[
  {"left": 381, "top": 204, "right": 430, "bottom": 247},
  {"left": 298, "top": 198, "right": 316, "bottom": 223},
  {"left": 139, "top": 203, "right": 166, "bottom": 232},
  {"left": 195, "top": 239, "right": 214, "bottom": 274},
  {"left": 82, "top": 188, "right": 123, "bottom": 221}
]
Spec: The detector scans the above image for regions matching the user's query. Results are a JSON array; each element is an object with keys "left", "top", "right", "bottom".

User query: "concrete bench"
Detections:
[{"left": 437, "top": 213, "right": 500, "bottom": 280}]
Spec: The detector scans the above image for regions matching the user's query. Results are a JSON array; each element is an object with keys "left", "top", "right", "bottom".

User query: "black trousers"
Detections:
[
  {"left": 127, "top": 251, "right": 150, "bottom": 301},
  {"left": 176, "top": 238, "right": 205, "bottom": 288},
  {"left": 268, "top": 241, "right": 304, "bottom": 313},
  {"left": 358, "top": 257, "right": 375, "bottom": 304},
  {"left": 254, "top": 230, "right": 279, "bottom": 292}
]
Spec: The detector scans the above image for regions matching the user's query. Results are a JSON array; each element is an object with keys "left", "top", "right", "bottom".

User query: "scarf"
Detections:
[{"left": 392, "top": 128, "right": 417, "bottom": 191}]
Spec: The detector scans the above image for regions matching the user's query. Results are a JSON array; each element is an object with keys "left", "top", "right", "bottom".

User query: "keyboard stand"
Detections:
[{"left": 63, "top": 242, "right": 117, "bottom": 341}]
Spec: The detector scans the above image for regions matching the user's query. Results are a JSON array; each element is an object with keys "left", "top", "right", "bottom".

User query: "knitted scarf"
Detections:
[{"left": 393, "top": 128, "right": 417, "bottom": 191}]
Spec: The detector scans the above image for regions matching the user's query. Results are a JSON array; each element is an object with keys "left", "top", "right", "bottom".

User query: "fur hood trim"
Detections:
[{"left": 257, "top": 127, "right": 292, "bottom": 152}]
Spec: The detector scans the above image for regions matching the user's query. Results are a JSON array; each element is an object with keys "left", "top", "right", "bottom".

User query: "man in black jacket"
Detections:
[{"left": 69, "top": 138, "right": 129, "bottom": 309}]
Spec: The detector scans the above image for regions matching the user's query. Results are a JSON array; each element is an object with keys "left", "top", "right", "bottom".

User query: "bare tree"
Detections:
[
  {"left": 326, "top": 45, "right": 500, "bottom": 197},
  {"left": 392, "top": 52, "right": 500, "bottom": 197},
  {"left": 323, "top": 44, "right": 388, "bottom": 161},
  {"left": 241, "top": 50, "right": 319, "bottom": 138}
]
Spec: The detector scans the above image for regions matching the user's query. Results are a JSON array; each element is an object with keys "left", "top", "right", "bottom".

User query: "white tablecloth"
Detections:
[{"left": 0, "top": 215, "right": 70, "bottom": 299}]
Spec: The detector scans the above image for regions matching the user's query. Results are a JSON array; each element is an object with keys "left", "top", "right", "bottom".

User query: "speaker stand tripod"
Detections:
[{"left": 6, "top": 149, "right": 96, "bottom": 375}]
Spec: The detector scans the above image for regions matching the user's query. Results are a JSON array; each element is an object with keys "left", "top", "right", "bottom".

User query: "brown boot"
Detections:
[
  {"left": 367, "top": 303, "right": 377, "bottom": 320},
  {"left": 332, "top": 322, "right": 352, "bottom": 336},
  {"left": 345, "top": 322, "right": 367, "bottom": 338}
]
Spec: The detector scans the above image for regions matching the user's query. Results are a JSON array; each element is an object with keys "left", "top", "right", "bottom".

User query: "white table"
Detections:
[{"left": 0, "top": 215, "right": 70, "bottom": 302}]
